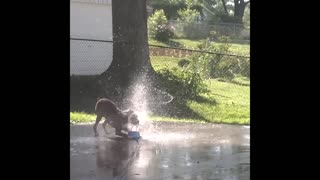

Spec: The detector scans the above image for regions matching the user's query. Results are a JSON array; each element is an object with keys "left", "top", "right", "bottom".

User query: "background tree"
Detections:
[
  {"left": 243, "top": 2, "right": 250, "bottom": 28},
  {"left": 176, "top": 0, "right": 202, "bottom": 39},
  {"left": 202, "top": 0, "right": 250, "bottom": 24},
  {"left": 150, "top": 0, "right": 203, "bottom": 20}
]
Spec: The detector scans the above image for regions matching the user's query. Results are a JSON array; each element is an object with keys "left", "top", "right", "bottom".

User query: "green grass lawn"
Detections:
[
  {"left": 70, "top": 112, "right": 96, "bottom": 124},
  {"left": 186, "top": 79, "right": 250, "bottom": 124},
  {"left": 148, "top": 38, "right": 250, "bottom": 55},
  {"left": 171, "top": 39, "right": 202, "bottom": 49},
  {"left": 71, "top": 57, "right": 250, "bottom": 126},
  {"left": 213, "top": 42, "right": 250, "bottom": 55},
  {"left": 70, "top": 78, "right": 249, "bottom": 125},
  {"left": 148, "top": 39, "right": 168, "bottom": 46},
  {"left": 151, "top": 56, "right": 180, "bottom": 71}
]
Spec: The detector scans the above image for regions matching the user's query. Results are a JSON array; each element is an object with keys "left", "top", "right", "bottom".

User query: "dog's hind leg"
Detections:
[{"left": 93, "top": 115, "right": 102, "bottom": 137}]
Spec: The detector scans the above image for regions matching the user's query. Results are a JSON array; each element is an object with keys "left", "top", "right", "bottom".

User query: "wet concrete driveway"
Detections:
[{"left": 70, "top": 122, "right": 250, "bottom": 180}]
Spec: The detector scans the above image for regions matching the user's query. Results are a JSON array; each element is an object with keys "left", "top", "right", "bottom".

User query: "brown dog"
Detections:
[{"left": 93, "top": 98, "right": 139, "bottom": 137}]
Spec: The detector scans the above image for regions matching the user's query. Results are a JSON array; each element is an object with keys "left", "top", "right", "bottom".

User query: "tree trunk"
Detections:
[
  {"left": 221, "top": 0, "right": 229, "bottom": 16},
  {"left": 234, "top": 0, "right": 249, "bottom": 24},
  {"left": 99, "top": 0, "right": 156, "bottom": 107}
]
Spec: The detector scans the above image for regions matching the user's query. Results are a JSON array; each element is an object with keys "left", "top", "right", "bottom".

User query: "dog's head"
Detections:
[{"left": 127, "top": 111, "right": 140, "bottom": 125}]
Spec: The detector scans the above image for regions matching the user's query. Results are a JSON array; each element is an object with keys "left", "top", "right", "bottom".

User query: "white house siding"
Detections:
[{"left": 70, "top": 0, "right": 113, "bottom": 75}]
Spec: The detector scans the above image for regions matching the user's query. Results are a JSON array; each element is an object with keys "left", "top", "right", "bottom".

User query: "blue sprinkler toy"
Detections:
[{"left": 128, "top": 125, "right": 141, "bottom": 143}]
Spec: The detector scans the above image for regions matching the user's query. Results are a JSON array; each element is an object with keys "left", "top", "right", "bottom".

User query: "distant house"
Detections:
[
  {"left": 70, "top": 0, "right": 112, "bottom": 76},
  {"left": 70, "top": 0, "right": 153, "bottom": 76}
]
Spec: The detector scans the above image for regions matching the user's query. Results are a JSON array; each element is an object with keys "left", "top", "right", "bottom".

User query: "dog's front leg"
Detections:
[
  {"left": 102, "top": 119, "right": 110, "bottom": 135},
  {"left": 116, "top": 128, "right": 128, "bottom": 138},
  {"left": 93, "top": 115, "right": 102, "bottom": 137}
]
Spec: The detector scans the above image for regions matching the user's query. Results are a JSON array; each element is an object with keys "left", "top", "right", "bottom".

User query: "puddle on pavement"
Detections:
[{"left": 70, "top": 123, "right": 250, "bottom": 180}]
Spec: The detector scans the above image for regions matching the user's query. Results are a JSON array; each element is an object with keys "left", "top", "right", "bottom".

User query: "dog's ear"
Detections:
[
  {"left": 124, "top": 109, "right": 134, "bottom": 115},
  {"left": 96, "top": 97, "right": 106, "bottom": 101}
]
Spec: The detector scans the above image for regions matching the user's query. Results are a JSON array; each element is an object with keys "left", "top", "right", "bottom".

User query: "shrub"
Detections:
[
  {"left": 154, "top": 24, "right": 174, "bottom": 42},
  {"left": 156, "top": 68, "right": 208, "bottom": 99},
  {"left": 148, "top": 9, "right": 173, "bottom": 42},
  {"left": 178, "top": 58, "right": 191, "bottom": 67}
]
